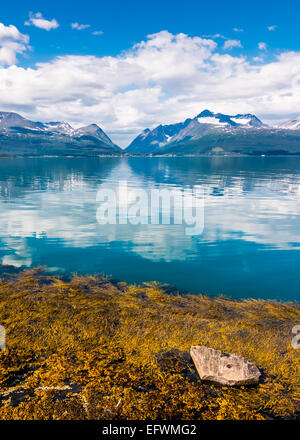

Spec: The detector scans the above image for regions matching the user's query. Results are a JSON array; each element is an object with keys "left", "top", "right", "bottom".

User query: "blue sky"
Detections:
[
  {"left": 1, "top": 0, "right": 300, "bottom": 146},
  {"left": 2, "top": 0, "right": 300, "bottom": 63}
]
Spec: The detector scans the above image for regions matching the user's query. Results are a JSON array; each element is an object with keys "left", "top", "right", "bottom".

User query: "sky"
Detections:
[{"left": 1, "top": 0, "right": 300, "bottom": 147}]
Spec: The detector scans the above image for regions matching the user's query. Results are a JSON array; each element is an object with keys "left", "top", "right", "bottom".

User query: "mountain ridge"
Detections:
[
  {"left": 126, "top": 110, "right": 300, "bottom": 155},
  {"left": 1, "top": 110, "right": 300, "bottom": 156},
  {"left": 0, "top": 112, "right": 121, "bottom": 156}
]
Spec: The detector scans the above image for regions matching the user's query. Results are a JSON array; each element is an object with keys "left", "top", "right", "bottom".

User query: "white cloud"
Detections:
[
  {"left": 258, "top": 42, "right": 267, "bottom": 51},
  {"left": 25, "top": 12, "right": 59, "bottom": 31},
  {"left": 233, "top": 28, "right": 244, "bottom": 32},
  {"left": 203, "top": 33, "right": 226, "bottom": 39},
  {"left": 223, "top": 39, "right": 243, "bottom": 50},
  {"left": 71, "top": 22, "right": 91, "bottom": 30},
  {"left": 253, "top": 56, "right": 264, "bottom": 63},
  {"left": 0, "top": 22, "right": 29, "bottom": 65},
  {"left": 268, "top": 25, "right": 278, "bottom": 31},
  {"left": 92, "top": 30, "right": 104, "bottom": 36},
  {"left": 1, "top": 30, "right": 300, "bottom": 146}
]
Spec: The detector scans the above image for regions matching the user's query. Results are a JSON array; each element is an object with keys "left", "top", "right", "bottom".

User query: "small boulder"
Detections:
[
  {"left": 0, "top": 325, "right": 5, "bottom": 350},
  {"left": 190, "top": 346, "right": 261, "bottom": 386}
]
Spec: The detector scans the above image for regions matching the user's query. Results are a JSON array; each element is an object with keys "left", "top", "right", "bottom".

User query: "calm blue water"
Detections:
[{"left": 0, "top": 156, "right": 300, "bottom": 301}]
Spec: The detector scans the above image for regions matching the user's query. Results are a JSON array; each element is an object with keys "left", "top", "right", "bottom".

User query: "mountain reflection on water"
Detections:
[{"left": 0, "top": 156, "right": 300, "bottom": 300}]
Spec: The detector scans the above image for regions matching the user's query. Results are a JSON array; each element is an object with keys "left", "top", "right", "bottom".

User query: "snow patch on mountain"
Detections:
[
  {"left": 197, "top": 116, "right": 227, "bottom": 126},
  {"left": 0, "top": 112, "right": 43, "bottom": 132},
  {"left": 280, "top": 117, "right": 300, "bottom": 130},
  {"left": 42, "top": 121, "right": 74, "bottom": 135}
]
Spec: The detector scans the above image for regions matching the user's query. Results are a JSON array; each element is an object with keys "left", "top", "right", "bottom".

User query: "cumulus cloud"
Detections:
[
  {"left": 25, "top": 12, "right": 59, "bottom": 31},
  {"left": 71, "top": 22, "right": 91, "bottom": 30},
  {"left": 258, "top": 42, "right": 267, "bottom": 51},
  {"left": 92, "top": 30, "right": 103, "bottom": 36},
  {"left": 1, "top": 30, "right": 300, "bottom": 146},
  {"left": 233, "top": 28, "right": 244, "bottom": 32},
  {"left": 268, "top": 25, "right": 278, "bottom": 31},
  {"left": 0, "top": 22, "right": 29, "bottom": 65},
  {"left": 223, "top": 39, "right": 243, "bottom": 50}
]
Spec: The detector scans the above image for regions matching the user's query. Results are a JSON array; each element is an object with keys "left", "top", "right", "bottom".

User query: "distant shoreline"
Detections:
[{"left": 2, "top": 153, "right": 300, "bottom": 159}]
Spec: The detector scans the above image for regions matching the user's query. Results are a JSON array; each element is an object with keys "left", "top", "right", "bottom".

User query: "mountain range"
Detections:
[
  {"left": 0, "top": 112, "right": 120, "bottom": 156},
  {"left": 1, "top": 110, "right": 300, "bottom": 156},
  {"left": 126, "top": 110, "right": 300, "bottom": 156}
]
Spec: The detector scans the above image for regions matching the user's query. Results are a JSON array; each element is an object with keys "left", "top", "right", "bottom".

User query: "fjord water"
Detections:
[{"left": 0, "top": 156, "right": 300, "bottom": 301}]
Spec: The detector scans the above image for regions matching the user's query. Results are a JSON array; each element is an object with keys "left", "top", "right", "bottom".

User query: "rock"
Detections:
[
  {"left": 0, "top": 325, "right": 5, "bottom": 350},
  {"left": 0, "top": 388, "right": 34, "bottom": 407},
  {"left": 190, "top": 346, "right": 261, "bottom": 386},
  {"left": 0, "top": 382, "right": 82, "bottom": 407}
]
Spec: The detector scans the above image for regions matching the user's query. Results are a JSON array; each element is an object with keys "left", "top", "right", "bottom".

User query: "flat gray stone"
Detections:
[
  {"left": 0, "top": 325, "right": 5, "bottom": 350},
  {"left": 190, "top": 346, "right": 261, "bottom": 386}
]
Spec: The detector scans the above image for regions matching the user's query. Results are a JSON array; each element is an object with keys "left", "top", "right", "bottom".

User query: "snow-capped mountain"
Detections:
[
  {"left": 126, "top": 110, "right": 268, "bottom": 153},
  {"left": 42, "top": 121, "right": 74, "bottom": 135},
  {"left": 0, "top": 112, "right": 120, "bottom": 156},
  {"left": 126, "top": 119, "right": 192, "bottom": 153},
  {"left": 280, "top": 117, "right": 300, "bottom": 130},
  {"left": 0, "top": 112, "right": 42, "bottom": 132},
  {"left": 195, "top": 110, "right": 265, "bottom": 128},
  {"left": 72, "top": 123, "right": 116, "bottom": 147},
  {"left": 2, "top": 110, "right": 300, "bottom": 157}
]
